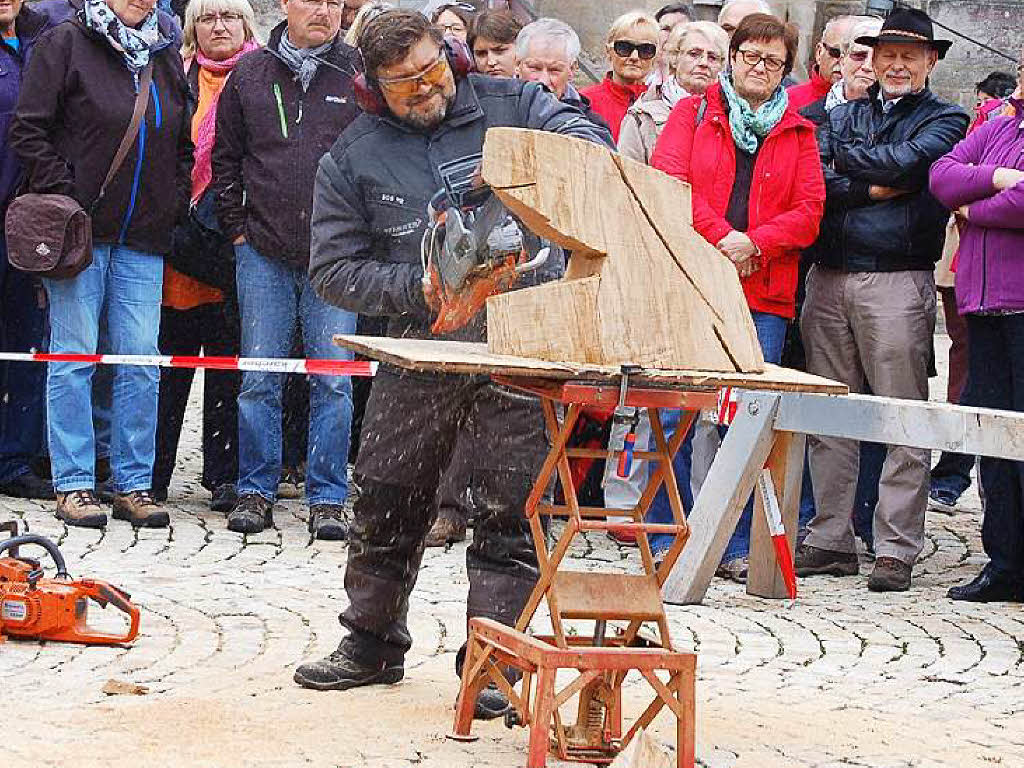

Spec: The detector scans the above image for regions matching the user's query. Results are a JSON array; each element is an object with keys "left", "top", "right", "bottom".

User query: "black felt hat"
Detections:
[{"left": 855, "top": 8, "right": 953, "bottom": 59}]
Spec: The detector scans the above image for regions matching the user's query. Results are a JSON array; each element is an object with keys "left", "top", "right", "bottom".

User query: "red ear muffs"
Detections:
[{"left": 353, "top": 34, "right": 475, "bottom": 117}]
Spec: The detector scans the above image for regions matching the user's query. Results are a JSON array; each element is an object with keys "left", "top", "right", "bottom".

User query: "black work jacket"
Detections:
[
  {"left": 211, "top": 22, "right": 360, "bottom": 268},
  {"left": 308, "top": 73, "right": 612, "bottom": 341},
  {"left": 806, "top": 83, "right": 968, "bottom": 272}
]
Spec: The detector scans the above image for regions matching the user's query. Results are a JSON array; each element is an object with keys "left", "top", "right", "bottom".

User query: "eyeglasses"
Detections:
[
  {"left": 612, "top": 40, "right": 658, "bottom": 60},
  {"left": 377, "top": 50, "right": 449, "bottom": 97},
  {"left": 295, "top": 0, "right": 342, "bottom": 11},
  {"left": 735, "top": 47, "right": 786, "bottom": 72},
  {"left": 196, "top": 11, "right": 244, "bottom": 26},
  {"left": 682, "top": 47, "right": 724, "bottom": 66},
  {"left": 821, "top": 43, "right": 842, "bottom": 58},
  {"left": 438, "top": 22, "right": 466, "bottom": 35}
]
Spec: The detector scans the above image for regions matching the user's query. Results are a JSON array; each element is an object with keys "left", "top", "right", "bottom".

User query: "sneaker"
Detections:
[
  {"left": 227, "top": 493, "right": 274, "bottom": 534},
  {"left": 794, "top": 543, "right": 859, "bottom": 577},
  {"left": 867, "top": 556, "right": 912, "bottom": 592},
  {"left": 113, "top": 490, "right": 170, "bottom": 528},
  {"left": 928, "top": 488, "right": 960, "bottom": 515},
  {"left": 715, "top": 556, "right": 749, "bottom": 583},
  {"left": 309, "top": 503, "right": 349, "bottom": 541},
  {"left": 0, "top": 470, "right": 56, "bottom": 500},
  {"left": 210, "top": 483, "right": 237, "bottom": 513},
  {"left": 55, "top": 489, "right": 108, "bottom": 529},
  {"left": 425, "top": 515, "right": 467, "bottom": 547},
  {"left": 293, "top": 637, "right": 404, "bottom": 691},
  {"left": 278, "top": 466, "right": 304, "bottom": 500}
]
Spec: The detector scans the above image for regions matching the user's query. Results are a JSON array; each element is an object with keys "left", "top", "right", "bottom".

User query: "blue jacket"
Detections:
[{"left": 0, "top": 5, "right": 52, "bottom": 210}]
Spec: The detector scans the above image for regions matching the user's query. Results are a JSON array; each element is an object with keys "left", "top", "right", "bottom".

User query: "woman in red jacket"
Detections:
[
  {"left": 649, "top": 13, "right": 824, "bottom": 577},
  {"left": 581, "top": 10, "right": 658, "bottom": 142}
]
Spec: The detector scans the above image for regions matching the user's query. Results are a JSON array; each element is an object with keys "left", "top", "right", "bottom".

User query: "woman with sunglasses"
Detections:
[
  {"left": 619, "top": 20, "right": 727, "bottom": 165},
  {"left": 580, "top": 10, "right": 658, "bottom": 142},
  {"left": 650, "top": 14, "right": 824, "bottom": 580}
]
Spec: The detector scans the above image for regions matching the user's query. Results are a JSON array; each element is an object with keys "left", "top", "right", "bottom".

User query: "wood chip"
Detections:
[{"left": 102, "top": 679, "right": 149, "bottom": 696}]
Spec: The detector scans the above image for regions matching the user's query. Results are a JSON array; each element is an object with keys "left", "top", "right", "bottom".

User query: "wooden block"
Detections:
[
  {"left": 553, "top": 572, "right": 664, "bottom": 622},
  {"left": 481, "top": 127, "right": 765, "bottom": 373}
]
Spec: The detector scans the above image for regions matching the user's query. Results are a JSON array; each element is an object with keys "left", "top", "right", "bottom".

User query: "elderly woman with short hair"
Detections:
[
  {"left": 619, "top": 20, "right": 727, "bottom": 164},
  {"left": 581, "top": 10, "right": 659, "bottom": 142},
  {"left": 152, "top": 0, "right": 260, "bottom": 511},
  {"left": 12, "top": 0, "right": 194, "bottom": 529}
]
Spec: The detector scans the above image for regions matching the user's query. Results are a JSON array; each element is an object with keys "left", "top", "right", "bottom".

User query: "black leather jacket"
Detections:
[{"left": 805, "top": 84, "right": 968, "bottom": 272}]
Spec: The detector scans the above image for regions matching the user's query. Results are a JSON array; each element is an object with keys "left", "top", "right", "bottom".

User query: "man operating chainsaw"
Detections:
[{"left": 297, "top": 9, "right": 611, "bottom": 710}]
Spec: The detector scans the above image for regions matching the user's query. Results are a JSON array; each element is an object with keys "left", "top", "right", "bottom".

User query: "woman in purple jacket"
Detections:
[{"left": 930, "top": 98, "right": 1024, "bottom": 603}]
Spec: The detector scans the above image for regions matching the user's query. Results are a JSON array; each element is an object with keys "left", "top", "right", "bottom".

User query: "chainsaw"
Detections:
[
  {"left": 0, "top": 521, "right": 140, "bottom": 645},
  {"left": 420, "top": 155, "right": 550, "bottom": 335}
]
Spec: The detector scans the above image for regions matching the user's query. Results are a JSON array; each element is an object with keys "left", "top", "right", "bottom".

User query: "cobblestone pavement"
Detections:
[{"left": 3, "top": 329, "right": 1023, "bottom": 768}]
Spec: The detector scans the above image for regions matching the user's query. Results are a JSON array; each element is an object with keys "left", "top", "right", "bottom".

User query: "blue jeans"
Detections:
[
  {"left": 647, "top": 311, "right": 788, "bottom": 559},
  {"left": 0, "top": 239, "right": 48, "bottom": 484},
  {"left": 235, "top": 243, "right": 356, "bottom": 504},
  {"left": 43, "top": 245, "right": 163, "bottom": 493}
]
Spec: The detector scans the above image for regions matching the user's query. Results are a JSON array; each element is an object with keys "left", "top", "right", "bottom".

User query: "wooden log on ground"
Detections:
[{"left": 482, "top": 127, "right": 765, "bottom": 373}]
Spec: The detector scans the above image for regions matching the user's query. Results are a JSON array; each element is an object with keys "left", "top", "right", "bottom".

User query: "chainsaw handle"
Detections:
[
  {"left": 78, "top": 580, "right": 141, "bottom": 645},
  {"left": 0, "top": 534, "right": 69, "bottom": 578}
]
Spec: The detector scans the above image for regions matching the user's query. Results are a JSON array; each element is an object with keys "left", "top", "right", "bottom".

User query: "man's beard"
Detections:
[{"left": 403, "top": 88, "right": 457, "bottom": 131}]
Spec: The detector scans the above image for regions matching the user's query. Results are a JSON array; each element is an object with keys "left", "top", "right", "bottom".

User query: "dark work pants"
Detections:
[
  {"left": 930, "top": 286, "right": 974, "bottom": 498},
  {"left": 966, "top": 313, "right": 1024, "bottom": 578},
  {"left": 341, "top": 368, "right": 545, "bottom": 664},
  {"left": 0, "top": 241, "right": 48, "bottom": 484},
  {"left": 154, "top": 301, "right": 240, "bottom": 492}
]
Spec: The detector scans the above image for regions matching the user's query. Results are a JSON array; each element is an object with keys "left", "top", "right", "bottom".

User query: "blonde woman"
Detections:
[
  {"left": 153, "top": 0, "right": 260, "bottom": 511},
  {"left": 619, "top": 21, "right": 727, "bottom": 164},
  {"left": 580, "top": 10, "right": 658, "bottom": 141}
]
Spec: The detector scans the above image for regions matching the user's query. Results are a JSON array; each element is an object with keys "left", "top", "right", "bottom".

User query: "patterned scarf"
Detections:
[
  {"left": 81, "top": 0, "right": 161, "bottom": 89},
  {"left": 718, "top": 71, "right": 788, "bottom": 154},
  {"left": 824, "top": 78, "right": 848, "bottom": 113},
  {"left": 661, "top": 75, "right": 690, "bottom": 108},
  {"left": 276, "top": 32, "right": 333, "bottom": 92},
  {"left": 191, "top": 40, "right": 261, "bottom": 202}
]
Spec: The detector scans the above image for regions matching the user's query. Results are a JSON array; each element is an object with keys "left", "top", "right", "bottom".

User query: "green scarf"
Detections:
[{"left": 718, "top": 72, "right": 788, "bottom": 154}]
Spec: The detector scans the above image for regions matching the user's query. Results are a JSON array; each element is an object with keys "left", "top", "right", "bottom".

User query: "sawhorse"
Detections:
[{"left": 451, "top": 376, "right": 719, "bottom": 767}]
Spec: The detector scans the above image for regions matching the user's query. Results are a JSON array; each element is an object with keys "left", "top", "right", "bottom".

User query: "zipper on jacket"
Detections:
[
  {"left": 980, "top": 228, "right": 988, "bottom": 312},
  {"left": 273, "top": 82, "right": 289, "bottom": 138},
  {"left": 118, "top": 80, "right": 161, "bottom": 244},
  {"left": 296, "top": 95, "right": 303, "bottom": 124}
]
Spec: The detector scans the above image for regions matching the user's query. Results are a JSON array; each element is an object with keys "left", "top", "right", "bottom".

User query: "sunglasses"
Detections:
[
  {"left": 822, "top": 43, "right": 842, "bottom": 58},
  {"left": 612, "top": 40, "right": 658, "bottom": 60},
  {"left": 377, "top": 50, "right": 449, "bottom": 98}
]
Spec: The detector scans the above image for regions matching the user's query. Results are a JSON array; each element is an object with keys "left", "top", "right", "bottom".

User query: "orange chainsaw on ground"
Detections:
[
  {"left": 421, "top": 156, "right": 550, "bottom": 334},
  {"left": 0, "top": 521, "right": 140, "bottom": 645}
]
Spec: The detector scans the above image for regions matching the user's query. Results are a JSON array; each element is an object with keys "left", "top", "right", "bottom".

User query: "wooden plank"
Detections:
[
  {"left": 746, "top": 431, "right": 805, "bottom": 599},
  {"left": 480, "top": 128, "right": 765, "bottom": 373},
  {"left": 552, "top": 572, "right": 664, "bottom": 621},
  {"left": 334, "top": 336, "right": 849, "bottom": 395},
  {"left": 662, "top": 393, "right": 781, "bottom": 605},
  {"left": 774, "top": 392, "right": 1024, "bottom": 460}
]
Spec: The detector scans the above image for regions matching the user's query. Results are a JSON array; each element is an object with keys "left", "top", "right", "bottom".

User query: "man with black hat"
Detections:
[{"left": 796, "top": 8, "right": 969, "bottom": 593}]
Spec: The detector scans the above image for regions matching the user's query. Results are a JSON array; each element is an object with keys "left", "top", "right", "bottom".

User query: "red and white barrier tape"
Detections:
[
  {"left": 716, "top": 386, "right": 739, "bottom": 426},
  {"left": 0, "top": 352, "right": 377, "bottom": 377}
]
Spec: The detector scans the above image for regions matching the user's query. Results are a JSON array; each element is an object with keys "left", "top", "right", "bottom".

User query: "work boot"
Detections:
[
  {"left": 715, "top": 556, "right": 749, "bottom": 583},
  {"left": 867, "top": 556, "right": 912, "bottom": 592},
  {"left": 227, "top": 493, "right": 274, "bottom": 534},
  {"left": 794, "top": 543, "right": 859, "bottom": 577},
  {"left": 55, "top": 489, "right": 108, "bottom": 529},
  {"left": 425, "top": 514, "right": 467, "bottom": 547},
  {"left": 309, "top": 503, "right": 349, "bottom": 541},
  {"left": 210, "top": 483, "right": 237, "bottom": 514},
  {"left": 113, "top": 490, "right": 170, "bottom": 528},
  {"left": 0, "top": 470, "right": 56, "bottom": 500},
  {"left": 474, "top": 684, "right": 511, "bottom": 720},
  {"left": 293, "top": 636, "right": 404, "bottom": 691}
]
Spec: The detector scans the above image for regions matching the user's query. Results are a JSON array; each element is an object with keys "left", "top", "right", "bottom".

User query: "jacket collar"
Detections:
[
  {"left": 867, "top": 81, "right": 933, "bottom": 115},
  {"left": 11, "top": 4, "right": 50, "bottom": 45},
  {"left": 265, "top": 20, "right": 354, "bottom": 74},
  {"left": 599, "top": 72, "right": 646, "bottom": 103}
]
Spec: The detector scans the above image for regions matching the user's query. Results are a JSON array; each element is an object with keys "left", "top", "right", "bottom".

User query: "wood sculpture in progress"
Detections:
[{"left": 482, "top": 127, "right": 765, "bottom": 373}]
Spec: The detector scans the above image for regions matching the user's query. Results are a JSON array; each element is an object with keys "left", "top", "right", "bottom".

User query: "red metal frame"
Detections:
[{"left": 452, "top": 376, "right": 703, "bottom": 767}]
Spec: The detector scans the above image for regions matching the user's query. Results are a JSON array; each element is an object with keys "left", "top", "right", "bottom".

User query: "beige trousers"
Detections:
[{"left": 801, "top": 266, "right": 937, "bottom": 564}]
